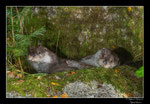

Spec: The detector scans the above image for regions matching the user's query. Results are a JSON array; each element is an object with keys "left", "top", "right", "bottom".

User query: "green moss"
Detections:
[
  {"left": 7, "top": 65, "right": 143, "bottom": 97},
  {"left": 23, "top": 7, "right": 143, "bottom": 61}
]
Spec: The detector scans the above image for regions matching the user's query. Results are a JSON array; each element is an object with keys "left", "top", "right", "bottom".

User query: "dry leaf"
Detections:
[
  {"left": 7, "top": 72, "right": 15, "bottom": 78},
  {"left": 128, "top": 93, "right": 134, "bottom": 97},
  {"left": 15, "top": 80, "right": 24, "bottom": 85},
  {"left": 60, "top": 93, "right": 68, "bottom": 98},
  {"left": 52, "top": 95, "right": 58, "bottom": 98},
  {"left": 16, "top": 74, "right": 22, "bottom": 79},
  {"left": 112, "top": 45, "right": 115, "bottom": 48},
  {"left": 6, "top": 71, "right": 11, "bottom": 74},
  {"left": 66, "top": 72, "right": 76, "bottom": 76},
  {"left": 51, "top": 82, "right": 59, "bottom": 86},
  {"left": 46, "top": 94, "right": 50, "bottom": 97},
  {"left": 123, "top": 93, "right": 128, "bottom": 98},
  {"left": 128, "top": 7, "right": 132, "bottom": 12},
  {"left": 71, "top": 72, "right": 76, "bottom": 74},
  {"left": 115, "top": 68, "right": 119, "bottom": 73},
  {"left": 37, "top": 76, "right": 41, "bottom": 80}
]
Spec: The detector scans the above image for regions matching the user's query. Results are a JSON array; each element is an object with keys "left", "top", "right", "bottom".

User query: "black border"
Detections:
[
  {"left": 1, "top": 0, "right": 145, "bottom": 103},
  {"left": 1, "top": 0, "right": 144, "bottom": 6}
]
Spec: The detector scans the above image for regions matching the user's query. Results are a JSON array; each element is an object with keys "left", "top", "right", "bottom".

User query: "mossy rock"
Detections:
[{"left": 24, "top": 7, "right": 143, "bottom": 61}]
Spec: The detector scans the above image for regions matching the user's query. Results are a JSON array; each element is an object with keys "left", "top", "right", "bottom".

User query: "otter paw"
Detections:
[{"left": 66, "top": 60, "right": 73, "bottom": 67}]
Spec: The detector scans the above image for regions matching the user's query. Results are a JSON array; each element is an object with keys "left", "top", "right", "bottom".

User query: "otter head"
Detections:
[
  {"left": 27, "top": 46, "right": 52, "bottom": 64},
  {"left": 99, "top": 48, "right": 119, "bottom": 68}
]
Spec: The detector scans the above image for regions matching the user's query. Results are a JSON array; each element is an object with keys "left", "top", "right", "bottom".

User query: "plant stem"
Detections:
[
  {"left": 11, "top": 7, "right": 15, "bottom": 42},
  {"left": 18, "top": 56, "right": 24, "bottom": 76},
  {"left": 16, "top": 7, "right": 23, "bottom": 34}
]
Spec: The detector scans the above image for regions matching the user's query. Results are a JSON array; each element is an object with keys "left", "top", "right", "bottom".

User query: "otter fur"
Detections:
[
  {"left": 27, "top": 46, "right": 119, "bottom": 74},
  {"left": 27, "top": 46, "right": 77, "bottom": 74},
  {"left": 66, "top": 48, "right": 120, "bottom": 69}
]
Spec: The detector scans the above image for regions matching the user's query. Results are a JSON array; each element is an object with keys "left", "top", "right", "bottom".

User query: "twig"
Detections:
[{"left": 18, "top": 56, "right": 24, "bottom": 76}]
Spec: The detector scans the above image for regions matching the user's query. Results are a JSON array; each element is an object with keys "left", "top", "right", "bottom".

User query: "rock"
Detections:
[
  {"left": 6, "top": 91, "right": 31, "bottom": 98},
  {"left": 63, "top": 80, "right": 124, "bottom": 98},
  {"left": 55, "top": 75, "right": 61, "bottom": 80}
]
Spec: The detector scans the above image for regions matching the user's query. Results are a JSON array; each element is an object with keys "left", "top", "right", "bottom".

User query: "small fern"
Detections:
[
  {"left": 13, "top": 26, "right": 46, "bottom": 57},
  {"left": 30, "top": 26, "right": 46, "bottom": 38}
]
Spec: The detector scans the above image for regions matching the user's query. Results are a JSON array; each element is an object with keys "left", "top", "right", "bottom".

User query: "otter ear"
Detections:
[
  {"left": 100, "top": 48, "right": 106, "bottom": 56},
  {"left": 99, "top": 51, "right": 105, "bottom": 58},
  {"left": 44, "top": 48, "right": 48, "bottom": 51},
  {"left": 28, "top": 46, "right": 34, "bottom": 53},
  {"left": 103, "top": 48, "right": 111, "bottom": 55}
]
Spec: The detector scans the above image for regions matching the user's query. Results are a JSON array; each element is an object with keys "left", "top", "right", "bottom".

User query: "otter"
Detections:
[
  {"left": 66, "top": 48, "right": 120, "bottom": 69},
  {"left": 27, "top": 46, "right": 78, "bottom": 74},
  {"left": 27, "top": 46, "right": 119, "bottom": 74}
]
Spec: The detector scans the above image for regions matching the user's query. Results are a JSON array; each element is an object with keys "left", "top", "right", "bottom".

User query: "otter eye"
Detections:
[
  {"left": 37, "top": 51, "right": 41, "bottom": 54},
  {"left": 103, "top": 61, "right": 107, "bottom": 65}
]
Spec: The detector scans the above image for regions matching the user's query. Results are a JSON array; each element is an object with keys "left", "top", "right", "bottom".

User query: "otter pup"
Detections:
[
  {"left": 27, "top": 46, "right": 78, "bottom": 74},
  {"left": 66, "top": 48, "right": 120, "bottom": 69}
]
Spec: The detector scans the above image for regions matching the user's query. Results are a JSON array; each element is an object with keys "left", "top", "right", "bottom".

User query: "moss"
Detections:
[
  {"left": 7, "top": 65, "right": 143, "bottom": 97},
  {"left": 23, "top": 7, "right": 143, "bottom": 62}
]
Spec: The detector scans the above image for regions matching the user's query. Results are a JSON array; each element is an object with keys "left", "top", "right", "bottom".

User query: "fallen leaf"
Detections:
[
  {"left": 128, "top": 7, "right": 132, "bottom": 12},
  {"left": 60, "top": 93, "right": 68, "bottom": 98},
  {"left": 123, "top": 93, "right": 128, "bottom": 98},
  {"left": 16, "top": 74, "right": 22, "bottom": 79},
  {"left": 52, "top": 95, "right": 58, "bottom": 98},
  {"left": 46, "top": 94, "right": 50, "bottom": 97},
  {"left": 7, "top": 72, "right": 15, "bottom": 78},
  {"left": 128, "top": 93, "right": 134, "bottom": 97},
  {"left": 16, "top": 80, "right": 24, "bottom": 85},
  {"left": 51, "top": 82, "right": 59, "bottom": 86},
  {"left": 6, "top": 71, "right": 11, "bottom": 74},
  {"left": 115, "top": 68, "right": 119, "bottom": 73},
  {"left": 37, "top": 76, "right": 41, "bottom": 80},
  {"left": 112, "top": 45, "right": 115, "bottom": 48},
  {"left": 66, "top": 72, "right": 76, "bottom": 76}
]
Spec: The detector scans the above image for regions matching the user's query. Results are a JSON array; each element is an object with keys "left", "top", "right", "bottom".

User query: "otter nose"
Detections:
[{"left": 32, "top": 54, "right": 35, "bottom": 57}]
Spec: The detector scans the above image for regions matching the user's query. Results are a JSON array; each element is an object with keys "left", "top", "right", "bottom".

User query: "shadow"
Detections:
[
  {"left": 112, "top": 47, "right": 143, "bottom": 69},
  {"left": 125, "top": 60, "right": 143, "bottom": 69},
  {"left": 48, "top": 45, "right": 69, "bottom": 59}
]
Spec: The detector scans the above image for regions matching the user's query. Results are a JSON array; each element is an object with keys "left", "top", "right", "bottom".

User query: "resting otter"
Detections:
[
  {"left": 27, "top": 46, "right": 119, "bottom": 74},
  {"left": 27, "top": 46, "right": 78, "bottom": 74},
  {"left": 66, "top": 48, "right": 120, "bottom": 69}
]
